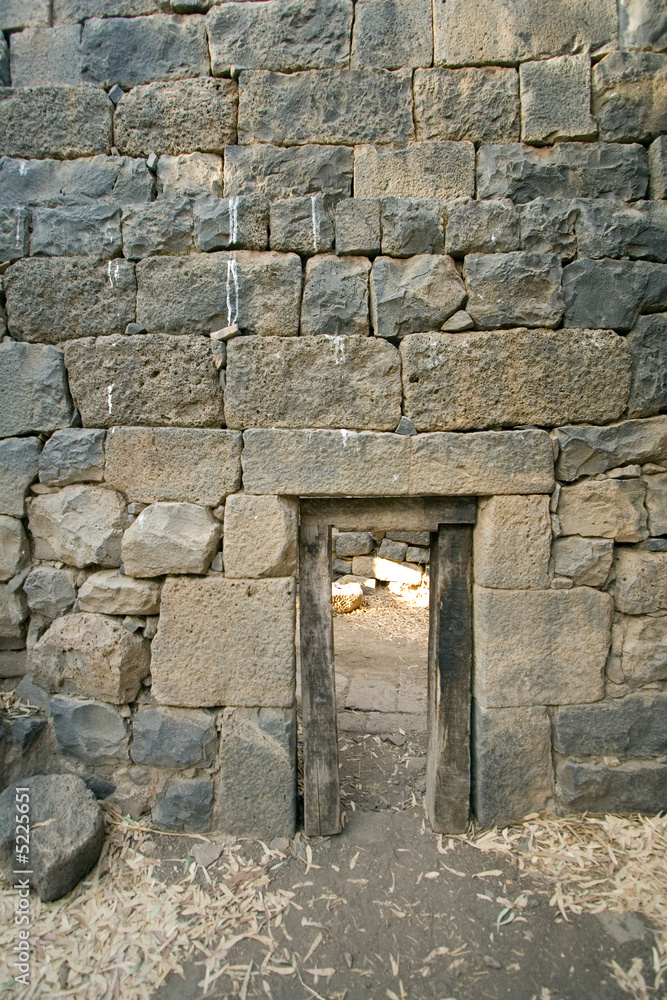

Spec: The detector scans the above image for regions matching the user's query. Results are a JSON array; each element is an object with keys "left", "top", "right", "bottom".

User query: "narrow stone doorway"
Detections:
[{"left": 298, "top": 497, "right": 476, "bottom": 837}]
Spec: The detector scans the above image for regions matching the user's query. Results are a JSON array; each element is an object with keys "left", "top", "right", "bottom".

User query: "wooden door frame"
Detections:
[{"left": 299, "top": 497, "right": 476, "bottom": 836}]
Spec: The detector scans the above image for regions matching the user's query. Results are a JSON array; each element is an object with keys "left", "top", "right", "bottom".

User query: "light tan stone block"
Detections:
[
  {"left": 351, "top": 555, "right": 422, "bottom": 586},
  {"left": 474, "top": 585, "right": 612, "bottom": 707},
  {"left": 223, "top": 494, "right": 298, "bottom": 578},
  {"left": 354, "top": 141, "right": 475, "bottom": 199},
  {"left": 557, "top": 479, "right": 648, "bottom": 542},
  {"left": 644, "top": 472, "right": 667, "bottom": 535},
  {"left": 613, "top": 549, "right": 667, "bottom": 614},
  {"left": 550, "top": 536, "right": 614, "bottom": 586},
  {"left": 474, "top": 496, "right": 551, "bottom": 589},
  {"left": 620, "top": 614, "right": 667, "bottom": 687},
  {"left": 151, "top": 576, "right": 296, "bottom": 708},
  {"left": 28, "top": 485, "right": 129, "bottom": 568},
  {"left": 78, "top": 569, "right": 162, "bottom": 616},
  {"left": 122, "top": 502, "right": 221, "bottom": 578}
]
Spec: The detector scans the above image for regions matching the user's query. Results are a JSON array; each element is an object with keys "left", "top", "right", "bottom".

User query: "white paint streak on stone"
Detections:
[
  {"left": 107, "top": 383, "right": 114, "bottom": 415},
  {"left": 311, "top": 195, "right": 320, "bottom": 252},
  {"left": 228, "top": 196, "right": 239, "bottom": 245},
  {"left": 226, "top": 252, "right": 239, "bottom": 327}
]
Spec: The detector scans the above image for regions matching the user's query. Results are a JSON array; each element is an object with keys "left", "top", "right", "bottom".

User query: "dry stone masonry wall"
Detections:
[{"left": 1, "top": 0, "right": 666, "bottom": 833}]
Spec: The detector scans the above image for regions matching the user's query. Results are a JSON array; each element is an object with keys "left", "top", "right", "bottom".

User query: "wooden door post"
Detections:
[
  {"left": 299, "top": 523, "right": 341, "bottom": 836},
  {"left": 426, "top": 523, "right": 473, "bottom": 834}
]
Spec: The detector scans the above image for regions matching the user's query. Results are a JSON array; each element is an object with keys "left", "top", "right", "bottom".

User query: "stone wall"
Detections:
[{"left": 1, "top": 0, "right": 666, "bottom": 833}]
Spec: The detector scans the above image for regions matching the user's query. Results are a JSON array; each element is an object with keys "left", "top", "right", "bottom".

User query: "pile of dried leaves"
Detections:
[
  {"left": 460, "top": 812, "right": 667, "bottom": 999},
  {"left": 345, "top": 583, "right": 430, "bottom": 643},
  {"left": 0, "top": 804, "right": 294, "bottom": 999}
]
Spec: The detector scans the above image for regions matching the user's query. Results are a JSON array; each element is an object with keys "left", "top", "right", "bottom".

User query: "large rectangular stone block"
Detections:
[
  {"left": 433, "top": 0, "right": 617, "bottom": 67},
  {"left": 627, "top": 314, "right": 667, "bottom": 418},
  {"left": 557, "top": 479, "right": 648, "bottom": 542},
  {"left": 114, "top": 78, "right": 238, "bottom": 157},
  {"left": 351, "top": 0, "right": 432, "bottom": 70},
  {"left": 135, "top": 252, "right": 302, "bottom": 338},
  {"left": 5, "top": 259, "right": 136, "bottom": 345},
  {"left": 0, "top": 0, "right": 50, "bottom": 30},
  {"left": 520, "top": 54, "right": 596, "bottom": 146},
  {"left": 400, "top": 329, "right": 630, "bottom": 432},
  {"left": 223, "top": 494, "right": 298, "bottom": 578},
  {"left": 0, "top": 155, "right": 154, "bottom": 208},
  {"left": 414, "top": 67, "right": 520, "bottom": 144},
  {"left": 445, "top": 198, "right": 520, "bottom": 257},
  {"left": 464, "top": 251, "right": 564, "bottom": 328},
  {"left": 301, "top": 255, "right": 370, "bottom": 337},
  {"left": 208, "top": 0, "right": 351, "bottom": 73},
  {"left": 121, "top": 199, "right": 193, "bottom": 260},
  {"left": 31, "top": 205, "right": 123, "bottom": 261},
  {"left": 63, "top": 335, "right": 225, "bottom": 429},
  {"left": 474, "top": 496, "right": 551, "bottom": 589},
  {"left": 562, "top": 259, "right": 667, "bottom": 331},
  {"left": 370, "top": 255, "right": 466, "bottom": 339},
  {"left": 472, "top": 703, "right": 554, "bottom": 828},
  {"left": 355, "top": 141, "right": 475, "bottom": 199},
  {"left": 238, "top": 69, "right": 414, "bottom": 146},
  {"left": 54, "top": 0, "right": 165, "bottom": 20},
  {"left": 151, "top": 576, "right": 296, "bottom": 708},
  {"left": 9, "top": 25, "right": 81, "bottom": 87},
  {"left": 620, "top": 614, "right": 667, "bottom": 688},
  {"left": 477, "top": 143, "right": 649, "bottom": 203},
  {"left": 556, "top": 759, "right": 667, "bottom": 815},
  {"left": 223, "top": 143, "right": 353, "bottom": 203},
  {"left": 225, "top": 335, "right": 401, "bottom": 431},
  {"left": 553, "top": 693, "right": 667, "bottom": 757},
  {"left": 474, "top": 585, "right": 612, "bottom": 707},
  {"left": 0, "top": 342, "right": 72, "bottom": 439},
  {"left": 593, "top": 52, "right": 667, "bottom": 143},
  {"left": 613, "top": 549, "right": 667, "bottom": 614},
  {"left": 409, "top": 430, "right": 555, "bottom": 496},
  {"left": 242, "top": 429, "right": 410, "bottom": 495},
  {"left": 575, "top": 199, "right": 667, "bottom": 263},
  {"left": 80, "top": 14, "right": 209, "bottom": 90},
  {"left": 554, "top": 416, "right": 667, "bottom": 481},
  {"left": 0, "top": 86, "right": 113, "bottom": 160},
  {"left": 105, "top": 427, "right": 242, "bottom": 505}
]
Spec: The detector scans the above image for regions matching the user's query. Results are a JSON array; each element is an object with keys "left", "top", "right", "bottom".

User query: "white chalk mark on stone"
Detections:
[
  {"left": 311, "top": 195, "right": 320, "bottom": 253},
  {"left": 107, "top": 383, "right": 115, "bottom": 415},
  {"left": 228, "top": 196, "right": 239, "bottom": 246},
  {"left": 226, "top": 253, "right": 239, "bottom": 327},
  {"left": 331, "top": 335, "right": 346, "bottom": 365},
  {"left": 18, "top": 161, "right": 27, "bottom": 177}
]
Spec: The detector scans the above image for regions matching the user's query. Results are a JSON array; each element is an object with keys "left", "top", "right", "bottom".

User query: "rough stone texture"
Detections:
[
  {"left": 619, "top": 0, "right": 667, "bottom": 50},
  {"left": 563, "top": 259, "right": 667, "bottom": 331},
  {"left": 520, "top": 55, "right": 596, "bottom": 145},
  {"left": 152, "top": 777, "right": 213, "bottom": 832},
  {"left": 370, "top": 255, "right": 466, "bottom": 339},
  {"left": 0, "top": 154, "right": 155, "bottom": 209},
  {"left": 557, "top": 479, "right": 648, "bottom": 543},
  {"left": 477, "top": 142, "right": 649, "bottom": 204},
  {"left": 115, "top": 78, "right": 237, "bottom": 157},
  {"left": 223, "top": 495, "right": 298, "bottom": 578},
  {"left": 10, "top": 715, "right": 45, "bottom": 751},
  {"left": 212, "top": 707, "right": 296, "bottom": 837},
  {"left": 225, "top": 335, "right": 401, "bottom": 431},
  {"left": 32, "top": 204, "right": 123, "bottom": 261},
  {"left": 575, "top": 200, "right": 667, "bottom": 263},
  {"left": 464, "top": 252, "right": 564, "bottom": 329},
  {"left": 223, "top": 143, "right": 353, "bottom": 203},
  {"left": 78, "top": 569, "right": 162, "bottom": 615},
  {"left": 0, "top": 774, "right": 104, "bottom": 902},
  {"left": 157, "top": 153, "right": 222, "bottom": 199},
  {"left": 0, "top": 517, "right": 29, "bottom": 583},
  {"left": 105, "top": 427, "right": 241, "bottom": 506},
  {"left": 645, "top": 472, "right": 667, "bottom": 535},
  {"left": 627, "top": 314, "right": 667, "bottom": 418},
  {"left": 193, "top": 196, "right": 268, "bottom": 252},
  {"left": 5, "top": 259, "right": 136, "bottom": 345},
  {"left": 649, "top": 135, "right": 667, "bottom": 199},
  {"left": 593, "top": 52, "right": 667, "bottom": 143},
  {"left": 269, "top": 196, "right": 334, "bottom": 255},
  {"left": 445, "top": 198, "right": 519, "bottom": 257},
  {"left": 0, "top": 37, "right": 7, "bottom": 87},
  {"left": 0, "top": 588, "right": 27, "bottom": 649},
  {"left": 53, "top": 0, "right": 167, "bottom": 20},
  {"left": 554, "top": 417, "right": 667, "bottom": 481},
  {"left": 474, "top": 585, "right": 612, "bottom": 708},
  {"left": 621, "top": 614, "right": 667, "bottom": 687},
  {"left": 39, "top": 429, "right": 106, "bottom": 487},
  {"left": 0, "top": 86, "right": 113, "bottom": 160},
  {"left": 243, "top": 428, "right": 554, "bottom": 496},
  {"left": 400, "top": 329, "right": 630, "bottom": 431},
  {"left": 208, "top": 0, "right": 351, "bottom": 73},
  {"left": 472, "top": 704, "right": 554, "bottom": 828},
  {"left": 433, "top": 0, "right": 617, "bottom": 67},
  {"left": 64, "top": 335, "right": 224, "bottom": 429},
  {"left": 122, "top": 502, "right": 221, "bottom": 578},
  {"left": 131, "top": 707, "right": 217, "bottom": 768},
  {"left": 9, "top": 25, "right": 81, "bottom": 88},
  {"left": 0, "top": 0, "right": 50, "bottom": 30},
  {"left": 152, "top": 576, "right": 295, "bottom": 708},
  {"left": 31, "top": 612, "right": 150, "bottom": 703},
  {"left": 335, "top": 532, "right": 375, "bottom": 558},
  {"left": 474, "top": 496, "right": 551, "bottom": 589},
  {"left": 239, "top": 68, "right": 413, "bottom": 146},
  {"left": 0, "top": 438, "right": 40, "bottom": 517},
  {"left": 301, "top": 255, "right": 370, "bottom": 337},
  {"left": 414, "top": 66, "right": 519, "bottom": 144},
  {"left": 354, "top": 141, "right": 475, "bottom": 200},
  {"left": 23, "top": 566, "right": 77, "bottom": 620},
  {"left": 613, "top": 549, "right": 667, "bottom": 613},
  {"left": 80, "top": 14, "right": 209, "bottom": 90},
  {"left": 557, "top": 759, "right": 667, "bottom": 815},
  {"left": 351, "top": 0, "right": 431, "bottom": 70},
  {"left": 0, "top": 207, "right": 29, "bottom": 262},
  {"left": 49, "top": 695, "right": 130, "bottom": 764},
  {"left": 352, "top": 555, "right": 422, "bottom": 585},
  {"left": 519, "top": 198, "right": 579, "bottom": 260},
  {"left": 551, "top": 537, "right": 614, "bottom": 587},
  {"left": 121, "top": 199, "right": 193, "bottom": 259},
  {"left": 553, "top": 693, "right": 667, "bottom": 757},
  {"left": 335, "top": 198, "right": 380, "bottom": 256},
  {"left": 381, "top": 198, "right": 444, "bottom": 257},
  {"left": 30, "top": 485, "right": 128, "bottom": 569},
  {"left": 136, "top": 252, "right": 302, "bottom": 338}
]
